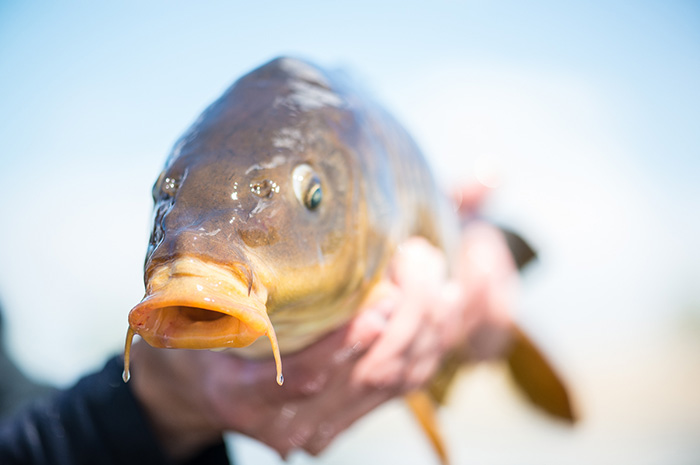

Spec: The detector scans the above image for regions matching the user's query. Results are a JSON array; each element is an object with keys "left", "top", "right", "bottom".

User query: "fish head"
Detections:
[{"left": 127, "top": 58, "right": 374, "bottom": 377}]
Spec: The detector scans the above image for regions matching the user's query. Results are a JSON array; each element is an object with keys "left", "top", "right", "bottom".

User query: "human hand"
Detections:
[
  {"left": 452, "top": 221, "right": 519, "bottom": 360},
  {"left": 129, "top": 237, "right": 465, "bottom": 461},
  {"left": 130, "top": 192, "right": 519, "bottom": 462}
]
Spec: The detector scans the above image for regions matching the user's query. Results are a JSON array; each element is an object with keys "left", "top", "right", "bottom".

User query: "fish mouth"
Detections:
[
  {"left": 129, "top": 287, "right": 269, "bottom": 349},
  {"left": 125, "top": 257, "right": 283, "bottom": 385}
]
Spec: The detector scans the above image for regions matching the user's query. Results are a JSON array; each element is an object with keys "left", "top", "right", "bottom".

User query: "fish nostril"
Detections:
[{"left": 250, "top": 179, "right": 280, "bottom": 198}]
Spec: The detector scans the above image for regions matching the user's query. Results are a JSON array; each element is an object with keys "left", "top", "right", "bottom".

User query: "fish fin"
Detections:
[
  {"left": 405, "top": 390, "right": 450, "bottom": 465},
  {"left": 498, "top": 227, "right": 537, "bottom": 271},
  {"left": 426, "top": 351, "right": 463, "bottom": 405},
  {"left": 506, "top": 324, "right": 578, "bottom": 423}
]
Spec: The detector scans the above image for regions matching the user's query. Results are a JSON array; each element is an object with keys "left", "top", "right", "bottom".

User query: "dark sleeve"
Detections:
[
  {"left": 0, "top": 312, "right": 55, "bottom": 419},
  {"left": 0, "top": 356, "right": 232, "bottom": 465}
]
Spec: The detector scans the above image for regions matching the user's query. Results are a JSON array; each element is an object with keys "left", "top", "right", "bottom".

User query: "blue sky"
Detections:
[
  {"left": 1, "top": 0, "right": 699, "bottom": 395},
  {"left": 1, "top": 1, "right": 698, "bottom": 188},
  {"left": 1, "top": 1, "right": 699, "bottom": 463}
]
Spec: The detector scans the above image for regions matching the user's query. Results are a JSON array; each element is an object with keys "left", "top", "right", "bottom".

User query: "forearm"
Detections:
[{"left": 0, "top": 356, "right": 229, "bottom": 465}]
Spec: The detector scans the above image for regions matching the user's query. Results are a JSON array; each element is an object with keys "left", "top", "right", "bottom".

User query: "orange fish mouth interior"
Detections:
[
  {"left": 139, "top": 305, "right": 254, "bottom": 344},
  {"left": 123, "top": 258, "right": 283, "bottom": 385},
  {"left": 180, "top": 307, "right": 227, "bottom": 321}
]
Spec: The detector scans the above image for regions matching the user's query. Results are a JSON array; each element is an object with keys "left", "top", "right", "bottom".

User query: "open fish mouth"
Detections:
[{"left": 123, "top": 257, "right": 283, "bottom": 385}]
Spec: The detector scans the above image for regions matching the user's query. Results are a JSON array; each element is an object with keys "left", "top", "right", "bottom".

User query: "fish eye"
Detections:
[
  {"left": 305, "top": 182, "right": 322, "bottom": 209},
  {"left": 292, "top": 164, "right": 322, "bottom": 210}
]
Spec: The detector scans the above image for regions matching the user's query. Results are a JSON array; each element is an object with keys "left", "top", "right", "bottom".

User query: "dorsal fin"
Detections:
[{"left": 498, "top": 226, "right": 537, "bottom": 270}]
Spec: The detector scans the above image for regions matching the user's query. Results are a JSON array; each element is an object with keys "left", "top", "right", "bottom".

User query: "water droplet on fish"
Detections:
[
  {"left": 122, "top": 370, "right": 131, "bottom": 383},
  {"left": 277, "top": 373, "right": 284, "bottom": 385},
  {"left": 163, "top": 176, "right": 181, "bottom": 193},
  {"left": 250, "top": 179, "right": 278, "bottom": 198}
]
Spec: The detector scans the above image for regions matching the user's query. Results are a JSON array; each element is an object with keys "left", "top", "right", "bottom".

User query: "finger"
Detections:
[
  {"left": 302, "top": 384, "right": 395, "bottom": 456},
  {"left": 251, "top": 295, "right": 392, "bottom": 400},
  {"left": 456, "top": 222, "right": 517, "bottom": 282},
  {"left": 260, "top": 346, "right": 395, "bottom": 456},
  {"left": 353, "top": 298, "right": 436, "bottom": 394},
  {"left": 390, "top": 237, "right": 447, "bottom": 288},
  {"left": 398, "top": 284, "right": 464, "bottom": 392},
  {"left": 353, "top": 239, "right": 449, "bottom": 390},
  {"left": 437, "top": 280, "right": 469, "bottom": 350},
  {"left": 451, "top": 182, "right": 491, "bottom": 218}
]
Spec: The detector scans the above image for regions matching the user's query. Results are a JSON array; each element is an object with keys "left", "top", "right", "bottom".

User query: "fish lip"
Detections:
[
  {"left": 128, "top": 258, "right": 270, "bottom": 349},
  {"left": 126, "top": 256, "right": 284, "bottom": 385}
]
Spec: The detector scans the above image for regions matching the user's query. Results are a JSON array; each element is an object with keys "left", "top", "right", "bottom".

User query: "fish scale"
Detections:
[{"left": 125, "top": 56, "right": 576, "bottom": 464}]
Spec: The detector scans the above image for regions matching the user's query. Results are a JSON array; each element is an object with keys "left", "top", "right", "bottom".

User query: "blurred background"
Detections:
[{"left": 1, "top": 1, "right": 698, "bottom": 463}]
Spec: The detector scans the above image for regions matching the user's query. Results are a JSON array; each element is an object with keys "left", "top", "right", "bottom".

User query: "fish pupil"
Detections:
[{"left": 306, "top": 184, "right": 322, "bottom": 209}]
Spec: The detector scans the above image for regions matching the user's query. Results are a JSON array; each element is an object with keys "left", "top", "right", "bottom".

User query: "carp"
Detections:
[{"left": 124, "top": 57, "right": 575, "bottom": 463}]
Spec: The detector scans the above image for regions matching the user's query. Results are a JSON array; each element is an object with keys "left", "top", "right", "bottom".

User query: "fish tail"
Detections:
[
  {"left": 500, "top": 229, "right": 577, "bottom": 421},
  {"left": 405, "top": 390, "right": 450, "bottom": 465},
  {"left": 506, "top": 324, "right": 578, "bottom": 423}
]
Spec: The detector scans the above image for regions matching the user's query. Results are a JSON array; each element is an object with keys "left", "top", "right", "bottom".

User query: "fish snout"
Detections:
[
  {"left": 127, "top": 256, "right": 284, "bottom": 385},
  {"left": 146, "top": 221, "right": 253, "bottom": 275}
]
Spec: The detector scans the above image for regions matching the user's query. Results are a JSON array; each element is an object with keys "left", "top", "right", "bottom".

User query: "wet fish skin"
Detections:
[
  {"left": 126, "top": 57, "right": 575, "bottom": 464},
  {"left": 131, "top": 56, "right": 456, "bottom": 357}
]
